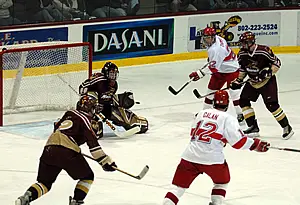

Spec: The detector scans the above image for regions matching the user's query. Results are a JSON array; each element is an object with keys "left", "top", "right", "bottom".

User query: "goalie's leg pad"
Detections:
[
  {"left": 111, "top": 107, "right": 148, "bottom": 134},
  {"left": 131, "top": 115, "right": 148, "bottom": 134}
]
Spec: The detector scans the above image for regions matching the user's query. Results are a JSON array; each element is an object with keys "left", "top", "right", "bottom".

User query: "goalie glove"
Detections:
[
  {"left": 97, "top": 155, "right": 117, "bottom": 172},
  {"left": 189, "top": 70, "right": 205, "bottom": 81}
]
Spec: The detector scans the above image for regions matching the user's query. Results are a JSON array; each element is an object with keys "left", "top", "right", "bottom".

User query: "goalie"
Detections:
[{"left": 79, "top": 62, "right": 148, "bottom": 138}]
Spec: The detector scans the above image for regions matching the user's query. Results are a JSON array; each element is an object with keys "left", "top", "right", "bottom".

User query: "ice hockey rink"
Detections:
[{"left": 1, "top": 54, "right": 300, "bottom": 205}]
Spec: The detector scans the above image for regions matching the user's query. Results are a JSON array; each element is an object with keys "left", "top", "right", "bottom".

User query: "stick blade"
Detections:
[
  {"left": 193, "top": 89, "right": 202, "bottom": 99},
  {"left": 168, "top": 86, "right": 179, "bottom": 95},
  {"left": 136, "top": 165, "right": 149, "bottom": 180},
  {"left": 116, "top": 126, "right": 141, "bottom": 138}
]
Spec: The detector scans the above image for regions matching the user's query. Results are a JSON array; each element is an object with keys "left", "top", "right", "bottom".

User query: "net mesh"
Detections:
[{"left": 2, "top": 42, "right": 91, "bottom": 114}]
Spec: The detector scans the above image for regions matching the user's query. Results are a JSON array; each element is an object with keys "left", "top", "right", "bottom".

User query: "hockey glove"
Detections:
[
  {"left": 250, "top": 138, "right": 270, "bottom": 152},
  {"left": 189, "top": 70, "right": 205, "bottom": 81},
  {"left": 258, "top": 68, "right": 272, "bottom": 81},
  {"left": 98, "top": 155, "right": 117, "bottom": 172},
  {"left": 230, "top": 78, "right": 243, "bottom": 90}
]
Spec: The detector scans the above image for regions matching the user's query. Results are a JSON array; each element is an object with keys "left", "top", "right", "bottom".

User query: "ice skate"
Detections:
[
  {"left": 282, "top": 125, "right": 294, "bottom": 140},
  {"left": 244, "top": 120, "right": 260, "bottom": 137},
  {"left": 69, "top": 196, "right": 84, "bottom": 205},
  {"left": 15, "top": 191, "right": 32, "bottom": 205}
]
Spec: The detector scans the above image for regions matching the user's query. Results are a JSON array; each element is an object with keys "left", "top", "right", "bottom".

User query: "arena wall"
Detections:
[{"left": 0, "top": 9, "right": 300, "bottom": 69}]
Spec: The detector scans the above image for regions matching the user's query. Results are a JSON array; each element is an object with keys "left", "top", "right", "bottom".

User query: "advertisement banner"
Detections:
[
  {"left": 188, "top": 12, "right": 281, "bottom": 52},
  {"left": 0, "top": 27, "right": 68, "bottom": 46},
  {"left": 0, "top": 28, "right": 69, "bottom": 69},
  {"left": 83, "top": 19, "right": 174, "bottom": 61}
]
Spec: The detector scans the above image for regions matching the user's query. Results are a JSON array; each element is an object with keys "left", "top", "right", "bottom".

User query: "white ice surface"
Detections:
[{"left": 1, "top": 54, "right": 300, "bottom": 205}]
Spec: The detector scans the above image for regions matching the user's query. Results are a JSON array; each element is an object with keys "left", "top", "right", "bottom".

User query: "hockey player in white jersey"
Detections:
[
  {"left": 162, "top": 90, "right": 270, "bottom": 205},
  {"left": 189, "top": 27, "right": 244, "bottom": 123}
]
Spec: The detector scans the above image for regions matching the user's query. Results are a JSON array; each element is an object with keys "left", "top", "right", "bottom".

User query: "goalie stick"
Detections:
[
  {"left": 95, "top": 113, "right": 140, "bottom": 138},
  {"left": 82, "top": 153, "right": 149, "bottom": 180},
  {"left": 57, "top": 74, "right": 141, "bottom": 138},
  {"left": 168, "top": 61, "right": 211, "bottom": 95}
]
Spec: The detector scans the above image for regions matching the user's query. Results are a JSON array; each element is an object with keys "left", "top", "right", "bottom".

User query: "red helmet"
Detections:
[
  {"left": 239, "top": 31, "right": 255, "bottom": 44},
  {"left": 203, "top": 27, "right": 216, "bottom": 36},
  {"left": 213, "top": 90, "right": 229, "bottom": 109}
]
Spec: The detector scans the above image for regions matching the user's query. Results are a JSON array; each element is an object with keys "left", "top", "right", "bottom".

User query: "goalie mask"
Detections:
[
  {"left": 77, "top": 92, "right": 102, "bottom": 116},
  {"left": 102, "top": 62, "right": 119, "bottom": 81}
]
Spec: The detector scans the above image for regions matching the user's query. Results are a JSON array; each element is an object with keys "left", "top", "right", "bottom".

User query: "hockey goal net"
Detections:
[{"left": 0, "top": 41, "right": 92, "bottom": 126}]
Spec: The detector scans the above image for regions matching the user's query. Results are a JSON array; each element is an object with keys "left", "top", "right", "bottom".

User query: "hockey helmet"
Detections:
[
  {"left": 203, "top": 27, "right": 217, "bottom": 36},
  {"left": 202, "top": 27, "right": 216, "bottom": 47},
  {"left": 239, "top": 31, "right": 255, "bottom": 50},
  {"left": 77, "top": 92, "right": 101, "bottom": 116},
  {"left": 101, "top": 62, "right": 119, "bottom": 81},
  {"left": 213, "top": 90, "right": 229, "bottom": 111}
]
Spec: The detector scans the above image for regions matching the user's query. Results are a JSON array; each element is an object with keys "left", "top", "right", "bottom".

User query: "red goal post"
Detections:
[{"left": 0, "top": 42, "right": 93, "bottom": 126}]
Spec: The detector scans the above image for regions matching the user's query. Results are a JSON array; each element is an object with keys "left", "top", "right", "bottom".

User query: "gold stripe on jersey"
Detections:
[
  {"left": 75, "top": 180, "right": 93, "bottom": 194},
  {"left": 272, "top": 107, "right": 286, "bottom": 122},
  {"left": 250, "top": 77, "right": 271, "bottom": 89},
  {"left": 242, "top": 106, "right": 255, "bottom": 119},
  {"left": 90, "top": 146, "right": 106, "bottom": 160},
  {"left": 31, "top": 183, "right": 49, "bottom": 197},
  {"left": 45, "top": 130, "right": 80, "bottom": 153}
]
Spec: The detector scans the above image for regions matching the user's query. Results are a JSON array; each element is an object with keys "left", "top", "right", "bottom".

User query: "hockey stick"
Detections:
[
  {"left": 268, "top": 146, "right": 300, "bottom": 153},
  {"left": 57, "top": 74, "right": 141, "bottom": 138},
  {"left": 193, "top": 80, "right": 249, "bottom": 99},
  {"left": 82, "top": 153, "right": 149, "bottom": 180},
  {"left": 95, "top": 113, "right": 140, "bottom": 138},
  {"left": 168, "top": 61, "right": 211, "bottom": 95}
]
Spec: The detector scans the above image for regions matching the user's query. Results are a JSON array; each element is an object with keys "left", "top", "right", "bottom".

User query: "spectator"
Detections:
[
  {"left": 53, "top": 0, "right": 91, "bottom": 20},
  {"left": 0, "top": 0, "right": 21, "bottom": 25},
  {"left": 86, "top": 0, "right": 127, "bottom": 18},
  {"left": 212, "top": 0, "right": 248, "bottom": 9},
  {"left": 43, "top": 0, "right": 65, "bottom": 21},
  {"left": 125, "top": 0, "right": 140, "bottom": 16},
  {"left": 12, "top": 0, "right": 54, "bottom": 23},
  {"left": 169, "top": 0, "right": 197, "bottom": 12},
  {"left": 193, "top": 0, "right": 213, "bottom": 10}
]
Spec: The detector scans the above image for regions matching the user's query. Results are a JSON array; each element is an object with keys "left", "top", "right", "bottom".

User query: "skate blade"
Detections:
[
  {"left": 283, "top": 130, "right": 294, "bottom": 140},
  {"left": 15, "top": 199, "right": 21, "bottom": 205}
]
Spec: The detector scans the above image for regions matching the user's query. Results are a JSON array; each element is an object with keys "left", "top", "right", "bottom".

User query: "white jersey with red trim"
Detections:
[
  {"left": 181, "top": 108, "right": 255, "bottom": 165},
  {"left": 207, "top": 35, "right": 239, "bottom": 74}
]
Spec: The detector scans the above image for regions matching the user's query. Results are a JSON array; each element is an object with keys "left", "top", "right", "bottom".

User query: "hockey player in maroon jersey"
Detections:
[
  {"left": 79, "top": 62, "right": 148, "bottom": 137},
  {"left": 162, "top": 90, "right": 270, "bottom": 205},
  {"left": 15, "top": 92, "right": 117, "bottom": 205},
  {"left": 230, "top": 31, "right": 294, "bottom": 139}
]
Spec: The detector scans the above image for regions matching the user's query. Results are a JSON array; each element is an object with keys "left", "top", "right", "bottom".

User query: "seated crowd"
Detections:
[{"left": 0, "top": 0, "right": 296, "bottom": 26}]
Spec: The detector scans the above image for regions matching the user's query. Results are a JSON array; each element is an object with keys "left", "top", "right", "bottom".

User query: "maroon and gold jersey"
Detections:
[
  {"left": 47, "top": 110, "right": 101, "bottom": 156},
  {"left": 80, "top": 73, "right": 118, "bottom": 104},
  {"left": 238, "top": 45, "right": 281, "bottom": 88}
]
